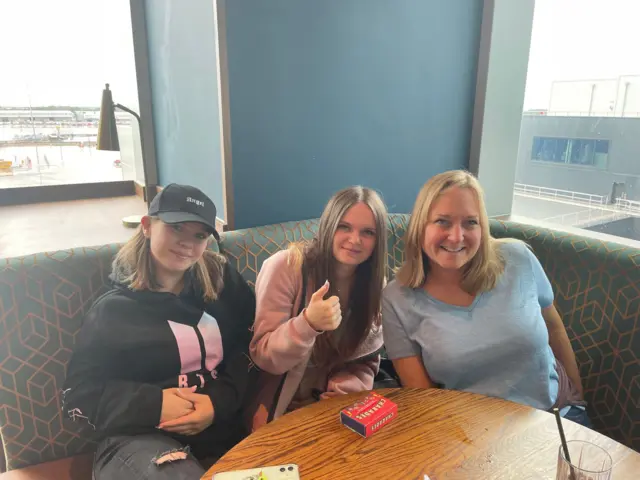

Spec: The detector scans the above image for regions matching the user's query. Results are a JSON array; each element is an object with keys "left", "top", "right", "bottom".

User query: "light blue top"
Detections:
[{"left": 382, "top": 241, "right": 559, "bottom": 410}]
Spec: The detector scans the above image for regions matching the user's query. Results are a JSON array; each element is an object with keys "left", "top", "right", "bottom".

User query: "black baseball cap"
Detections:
[{"left": 148, "top": 183, "right": 220, "bottom": 240}]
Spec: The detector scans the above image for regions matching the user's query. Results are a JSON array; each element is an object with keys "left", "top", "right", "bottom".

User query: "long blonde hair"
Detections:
[
  {"left": 289, "top": 186, "right": 388, "bottom": 367},
  {"left": 112, "top": 219, "right": 226, "bottom": 302},
  {"left": 396, "top": 170, "right": 515, "bottom": 294}
]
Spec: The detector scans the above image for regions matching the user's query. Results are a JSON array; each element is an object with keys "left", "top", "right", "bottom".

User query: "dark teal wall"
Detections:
[
  {"left": 145, "top": 0, "right": 225, "bottom": 219},
  {"left": 225, "top": 0, "right": 483, "bottom": 228}
]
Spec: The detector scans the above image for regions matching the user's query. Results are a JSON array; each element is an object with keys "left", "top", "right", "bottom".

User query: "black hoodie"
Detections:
[{"left": 62, "top": 258, "right": 258, "bottom": 457}]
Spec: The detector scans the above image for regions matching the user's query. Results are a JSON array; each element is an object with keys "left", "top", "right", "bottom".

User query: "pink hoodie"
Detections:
[{"left": 249, "top": 250, "right": 383, "bottom": 423}]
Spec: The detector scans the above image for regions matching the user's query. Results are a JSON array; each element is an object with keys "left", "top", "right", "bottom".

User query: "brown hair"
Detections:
[
  {"left": 112, "top": 218, "right": 226, "bottom": 302},
  {"left": 396, "top": 170, "right": 519, "bottom": 294},
  {"left": 289, "top": 186, "right": 388, "bottom": 368}
]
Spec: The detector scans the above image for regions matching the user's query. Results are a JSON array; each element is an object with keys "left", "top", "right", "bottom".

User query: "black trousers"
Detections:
[{"left": 94, "top": 433, "right": 206, "bottom": 480}]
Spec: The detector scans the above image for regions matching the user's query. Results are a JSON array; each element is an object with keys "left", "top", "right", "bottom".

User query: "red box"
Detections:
[{"left": 340, "top": 392, "right": 398, "bottom": 437}]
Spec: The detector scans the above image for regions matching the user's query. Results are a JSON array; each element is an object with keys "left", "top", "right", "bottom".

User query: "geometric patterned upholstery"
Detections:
[
  {"left": 0, "top": 246, "right": 119, "bottom": 471},
  {"left": 0, "top": 215, "right": 638, "bottom": 470},
  {"left": 217, "top": 218, "right": 319, "bottom": 288},
  {"left": 221, "top": 215, "right": 639, "bottom": 452},
  {"left": 0, "top": 240, "right": 221, "bottom": 472},
  {"left": 218, "top": 214, "right": 410, "bottom": 288},
  {"left": 490, "top": 220, "right": 640, "bottom": 452}
]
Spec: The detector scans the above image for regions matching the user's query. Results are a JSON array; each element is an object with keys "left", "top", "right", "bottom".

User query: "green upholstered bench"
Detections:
[{"left": 1, "top": 215, "right": 638, "bottom": 477}]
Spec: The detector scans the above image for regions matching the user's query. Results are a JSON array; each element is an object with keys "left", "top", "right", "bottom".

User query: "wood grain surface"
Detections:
[{"left": 204, "top": 388, "right": 640, "bottom": 479}]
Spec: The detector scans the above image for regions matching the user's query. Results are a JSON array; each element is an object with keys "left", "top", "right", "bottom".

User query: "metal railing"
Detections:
[
  {"left": 524, "top": 111, "right": 640, "bottom": 118},
  {"left": 514, "top": 183, "right": 608, "bottom": 206},
  {"left": 615, "top": 197, "right": 640, "bottom": 214},
  {"left": 542, "top": 207, "right": 626, "bottom": 228}
]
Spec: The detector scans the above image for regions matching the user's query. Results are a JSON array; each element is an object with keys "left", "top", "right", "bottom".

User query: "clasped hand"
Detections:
[{"left": 157, "top": 386, "right": 214, "bottom": 436}]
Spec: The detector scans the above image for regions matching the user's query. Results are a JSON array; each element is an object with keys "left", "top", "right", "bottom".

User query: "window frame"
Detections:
[
  {"left": 529, "top": 136, "right": 610, "bottom": 170},
  {"left": 469, "top": 0, "right": 636, "bottom": 246}
]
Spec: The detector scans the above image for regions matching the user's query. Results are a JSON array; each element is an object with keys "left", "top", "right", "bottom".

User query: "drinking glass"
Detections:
[{"left": 556, "top": 440, "right": 613, "bottom": 480}]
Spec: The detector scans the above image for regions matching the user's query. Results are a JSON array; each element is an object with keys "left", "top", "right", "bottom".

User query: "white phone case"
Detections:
[{"left": 212, "top": 464, "right": 300, "bottom": 480}]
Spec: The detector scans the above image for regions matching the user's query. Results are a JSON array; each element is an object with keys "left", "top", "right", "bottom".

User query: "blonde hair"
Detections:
[
  {"left": 289, "top": 186, "right": 388, "bottom": 367},
  {"left": 112, "top": 219, "right": 226, "bottom": 302},
  {"left": 396, "top": 170, "right": 517, "bottom": 294}
]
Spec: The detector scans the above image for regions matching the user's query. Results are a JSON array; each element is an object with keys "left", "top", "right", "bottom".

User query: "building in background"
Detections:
[
  {"left": 0, "top": 109, "right": 74, "bottom": 124},
  {"left": 515, "top": 115, "right": 640, "bottom": 201},
  {"left": 547, "top": 75, "right": 640, "bottom": 117},
  {"left": 513, "top": 76, "right": 640, "bottom": 242}
]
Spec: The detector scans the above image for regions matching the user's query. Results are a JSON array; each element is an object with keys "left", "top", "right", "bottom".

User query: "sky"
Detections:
[
  {"left": 0, "top": 0, "right": 138, "bottom": 108},
  {"left": 0, "top": 0, "right": 638, "bottom": 110},
  {"left": 523, "top": 0, "right": 640, "bottom": 109}
]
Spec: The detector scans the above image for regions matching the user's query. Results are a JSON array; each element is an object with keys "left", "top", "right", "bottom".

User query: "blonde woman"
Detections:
[
  {"left": 382, "top": 171, "right": 589, "bottom": 425},
  {"left": 250, "top": 186, "right": 387, "bottom": 424},
  {"left": 63, "top": 184, "right": 257, "bottom": 479}
]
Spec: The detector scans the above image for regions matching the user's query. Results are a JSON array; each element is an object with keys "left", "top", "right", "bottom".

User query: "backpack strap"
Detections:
[
  {"left": 296, "top": 261, "right": 308, "bottom": 316},
  {"left": 267, "top": 261, "right": 307, "bottom": 422}
]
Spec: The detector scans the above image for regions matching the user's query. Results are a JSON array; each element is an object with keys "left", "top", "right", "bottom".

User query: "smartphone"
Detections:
[{"left": 212, "top": 464, "right": 300, "bottom": 480}]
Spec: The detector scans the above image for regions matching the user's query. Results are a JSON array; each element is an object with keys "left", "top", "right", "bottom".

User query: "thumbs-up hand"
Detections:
[{"left": 303, "top": 280, "right": 342, "bottom": 332}]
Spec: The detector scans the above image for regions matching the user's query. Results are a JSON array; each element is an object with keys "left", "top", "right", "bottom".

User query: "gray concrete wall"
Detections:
[
  {"left": 585, "top": 216, "right": 640, "bottom": 242},
  {"left": 515, "top": 115, "right": 640, "bottom": 201}
]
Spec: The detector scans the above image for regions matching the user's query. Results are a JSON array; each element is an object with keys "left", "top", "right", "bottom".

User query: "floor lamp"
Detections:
[{"left": 97, "top": 83, "right": 150, "bottom": 227}]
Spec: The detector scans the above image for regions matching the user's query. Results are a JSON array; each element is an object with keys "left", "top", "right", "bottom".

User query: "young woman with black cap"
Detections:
[{"left": 62, "top": 184, "right": 258, "bottom": 479}]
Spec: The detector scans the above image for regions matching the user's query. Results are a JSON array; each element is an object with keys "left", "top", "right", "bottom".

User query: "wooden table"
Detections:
[{"left": 205, "top": 388, "right": 640, "bottom": 479}]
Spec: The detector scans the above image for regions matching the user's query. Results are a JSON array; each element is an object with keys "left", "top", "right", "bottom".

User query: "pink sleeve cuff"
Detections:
[{"left": 292, "top": 311, "right": 322, "bottom": 342}]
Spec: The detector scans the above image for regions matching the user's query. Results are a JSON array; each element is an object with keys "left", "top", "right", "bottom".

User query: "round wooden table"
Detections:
[{"left": 204, "top": 388, "right": 640, "bottom": 479}]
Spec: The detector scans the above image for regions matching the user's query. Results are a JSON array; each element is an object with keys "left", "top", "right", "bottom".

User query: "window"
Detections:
[
  {"left": 0, "top": 0, "right": 139, "bottom": 191},
  {"left": 511, "top": 0, "right": 640, "bottom": 244},
  {"left": 531, "top": 137, "right": 609, "bottom": 169}
]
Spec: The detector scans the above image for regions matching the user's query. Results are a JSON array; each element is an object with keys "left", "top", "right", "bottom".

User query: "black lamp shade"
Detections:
[{"left": 97, "top": 83, "right": 120, "bottom": 151}]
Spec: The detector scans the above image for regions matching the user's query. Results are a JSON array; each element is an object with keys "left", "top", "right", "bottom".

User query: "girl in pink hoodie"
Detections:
[{"left": 250, "top": 186, "right": 388, "bottom": 425}]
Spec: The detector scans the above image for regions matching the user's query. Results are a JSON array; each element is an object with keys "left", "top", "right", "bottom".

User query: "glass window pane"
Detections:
[
  {"left": 0, "top": 0, "right": 139, "bottom": 190},
  {"left": 595, "top": 140, "right": 609, "bottom": 154},
  {"left": 513, "top": 1, "right": 638, "bottom": 244},
  {"left": 542, "top": 138, "right": 559, "bottom": 162},
  {"left": 569, "top": 139, "right": 595, "bottom": 166},
  {"left": 532, "top": 137, "right": 543, "bottom": 160},
  {"left": 594, "top": 140, "right": 609, "bottom": 169},
  {"left": 556, "top": 138, "right": 569, "bottom": 163}
]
